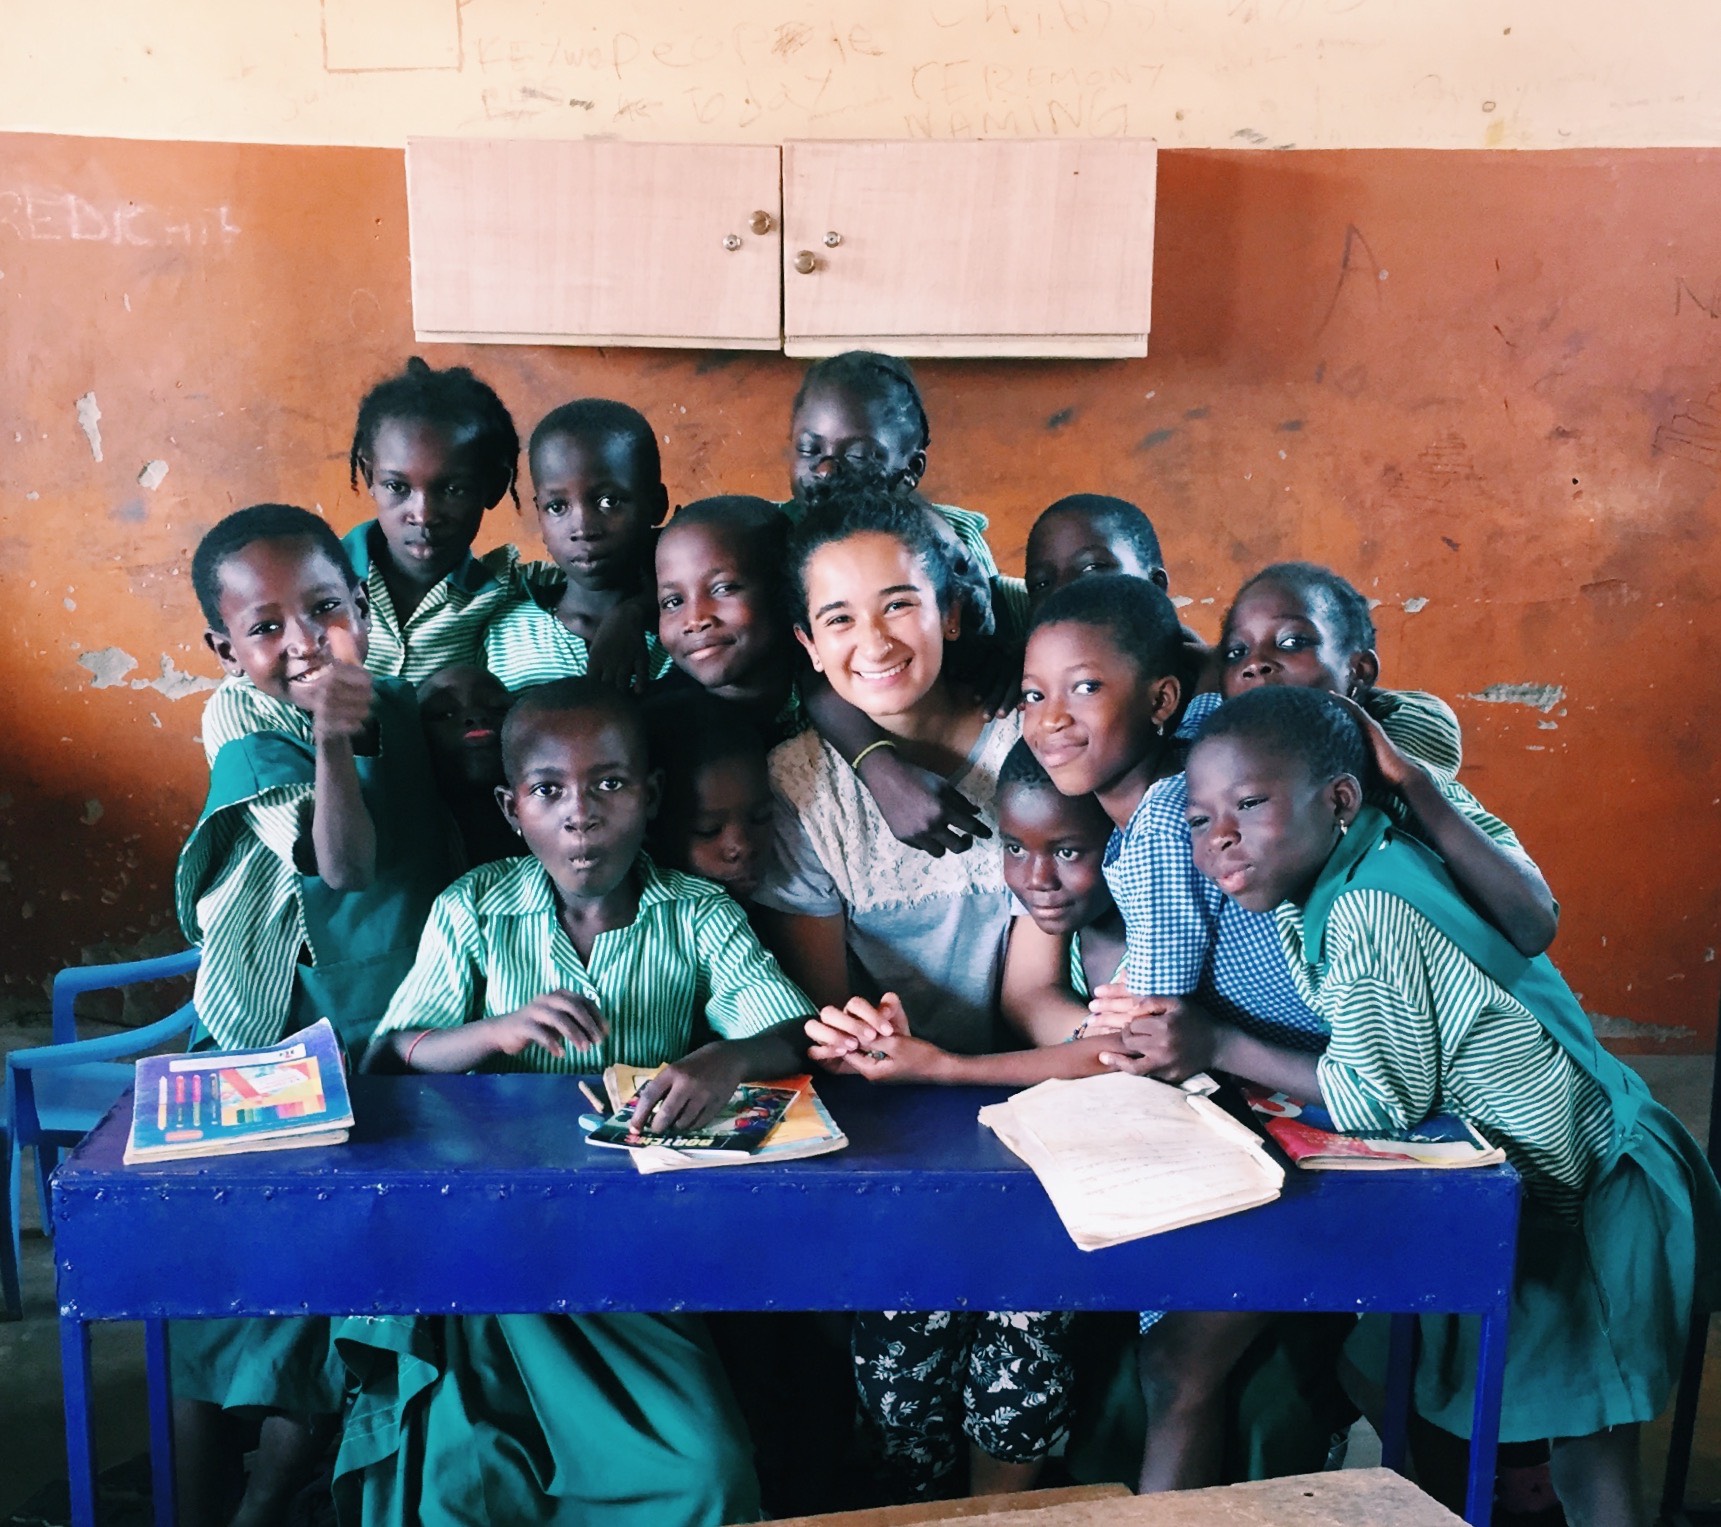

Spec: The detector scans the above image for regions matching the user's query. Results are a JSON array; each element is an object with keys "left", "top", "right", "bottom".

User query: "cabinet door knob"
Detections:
[
  {"left": 823, "top": 230, "right": 843, "bottom": 248},
  {"left": 793, "top": 250, "right": 818, "bottom": 275},
  {"left": 722, "top": 233, "right": 743, "bottom": 251},
  {"left": 750, "top": 210, "right": 775, "bottom": 235}
]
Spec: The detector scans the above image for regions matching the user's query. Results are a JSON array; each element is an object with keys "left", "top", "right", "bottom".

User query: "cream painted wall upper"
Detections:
[{"left": 6, "top": 0, "right": 1721, "bottom": 149}]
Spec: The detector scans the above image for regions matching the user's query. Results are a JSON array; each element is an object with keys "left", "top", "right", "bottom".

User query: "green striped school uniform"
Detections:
[
  {"left": 483, "top": 593, "right": 674, "bottom": 692},
  {"left": 343, "top": 521, "right": 528, "bottom": 683},
  {"left": 1280, "top": 808, "right": 1721, "bottom": 1441},
  {"left": 173, "top": 675, "right": 460, "bottom": 1417},
  {"left": 335, "top": 853, "right": 811, "bottom": 1527}
]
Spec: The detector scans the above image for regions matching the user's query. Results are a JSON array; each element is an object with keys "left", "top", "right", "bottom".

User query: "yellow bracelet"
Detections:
[{"left": 851, "top": 738, "right": 898, "bottom": 772}]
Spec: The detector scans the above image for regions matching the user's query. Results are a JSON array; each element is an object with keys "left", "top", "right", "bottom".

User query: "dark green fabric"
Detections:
[
  {"left": 1301, "top": 807, "right": 1721, "bottom": 1437},
  {"left": 170, "top": 1315, "right": 345, "bottom": 1417},
  {"left": 332, "top": 1312, "right": 760, "bottom": 1527},
  {"left": 195, "top": 676, "right": 458, "bottom": 1049}
]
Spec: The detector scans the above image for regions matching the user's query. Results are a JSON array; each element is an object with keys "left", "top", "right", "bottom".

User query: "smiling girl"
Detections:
[{"left": 756, "top": 485, "right": 1072, "bottom": 1502}]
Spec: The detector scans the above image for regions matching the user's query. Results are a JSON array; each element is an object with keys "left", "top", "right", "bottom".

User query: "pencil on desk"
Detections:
[{"left": 579, "top": 1080, "right": 605, "bottom": 1113}]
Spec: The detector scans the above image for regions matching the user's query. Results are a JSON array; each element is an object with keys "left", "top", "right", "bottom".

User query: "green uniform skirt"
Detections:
[
  {"left": 333, "top": 1312, "right": 760, "bottom": 1527},
  {"left": 171, "top": 1316, "right": 346, "bottom": 1415},
  {"left": 1345, "top": 1084, "right": 1709, "bottom": 1442}
]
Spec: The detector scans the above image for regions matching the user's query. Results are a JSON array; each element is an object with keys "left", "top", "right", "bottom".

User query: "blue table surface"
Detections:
[{"left": 53, "top": 1074, "right": 1520, "bottom": 1320}]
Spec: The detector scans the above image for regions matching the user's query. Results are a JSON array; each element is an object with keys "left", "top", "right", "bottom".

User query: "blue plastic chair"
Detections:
[{"left": 3, "top": 949, "right": 199, "bottom": 1319}]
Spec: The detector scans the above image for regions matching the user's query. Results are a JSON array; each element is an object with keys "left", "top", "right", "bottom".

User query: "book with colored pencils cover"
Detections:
[{"left": 124, "top": 1019, "right": 353, "bottom": 1164}]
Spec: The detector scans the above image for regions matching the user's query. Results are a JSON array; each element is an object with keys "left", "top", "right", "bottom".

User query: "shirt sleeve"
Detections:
[
  {"left": 373, "top": 884, "right": 488, "bottom": 1036},
  {"left": 753, "top": 798, "right": 844, "bottom": 919},
  {"left": 692, "top": 893, "right": 816, "bottom": 1039},
  {"left": 1371, "top": 689, "right": 1463, "bottom": 781},
  {"left": 1117, "top": 778, "right": 1217, "bottom": 998},
  {"left": 1313, "top": 892, "right": 1443, "bottom": 1134}
]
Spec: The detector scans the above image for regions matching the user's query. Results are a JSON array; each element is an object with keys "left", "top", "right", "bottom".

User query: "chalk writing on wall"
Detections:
[{"left": 0, "top": 189, "right": 242, "bottom": 249}]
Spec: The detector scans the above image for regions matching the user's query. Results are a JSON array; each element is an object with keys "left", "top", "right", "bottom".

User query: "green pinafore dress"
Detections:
[
  {"left": 172, "top": 678, "right": 459, "bottom": 1415},
  {"left": 1302, "top": 810, "right": 1721, "bottom": 1441}
]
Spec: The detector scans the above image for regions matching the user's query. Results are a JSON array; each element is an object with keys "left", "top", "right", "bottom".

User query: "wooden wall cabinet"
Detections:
[
  {"left": 406, "top": 139, "right": 783, "bottom": 349},
  {"left": 781, "top": 140, "right": 1156, "bottom": 358},
  {"left": 406, "top": 138, "right": 1156, "bottom": 358}
]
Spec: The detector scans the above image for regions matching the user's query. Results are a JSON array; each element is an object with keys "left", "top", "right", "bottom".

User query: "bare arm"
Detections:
[
  {"left": 365, "top": 991, "right": 609, "bottom": 1073},
  {"left": 845, "top": 1031, "right": 1116, "bottom": 1086},
  {"left": 999, "top": 919, "right": 1094, "bottom": 1046},
  {"left": 305, "top": 649, "right": 377, "bottom": 891},
  {"left": 1344, "top": 697, "right": 1557, "bottom": 957},
  {"left": 801, "top": 670, "right": 990, "bottom": 857},
  {"left": 761, "top": 910, "right": 853, "bottom": 1011}
]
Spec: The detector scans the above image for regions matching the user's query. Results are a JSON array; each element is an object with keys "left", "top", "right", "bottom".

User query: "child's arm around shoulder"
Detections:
[{"left": 1343, "top": 696, "right": 1558, "bottom": 956}]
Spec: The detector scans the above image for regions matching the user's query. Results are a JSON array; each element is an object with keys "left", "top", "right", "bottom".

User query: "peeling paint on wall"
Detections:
[
  {"left": 1401, "top": 596, "right": 1429, "bottom": 613},
  {"left": 1465, "top": 683, "right": 1566, "bottom": 712},
  {"left": 78, "top": 647, "right": 138, "bottom": 688},
  {"left": 74, "top": 391, "right": 103, "bottom": 461},
  {"left": 132, "top": 655, "right": 217, "bottom": 700},
  {"left": 137, "top": 459, "right": 169, "bottom": 490},
  {"left": 81, "top": 798, "right": 103, "bottom": 826},
  {"left": 1588, "top": 1012, "right": 1693, "bottom": 1044}
]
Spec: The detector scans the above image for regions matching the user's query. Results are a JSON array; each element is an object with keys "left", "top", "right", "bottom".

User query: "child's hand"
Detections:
[
  {"left": 858, "top": 747, "right": 991, "bottom": 858},
  {"left": 1098, "top": 995, "right": 1222, "bottom": 1084},
  {"left": 1084, "top": 983, "right": 1174, "bottom": 1032},
  {"left": 630, "top": 1045, "right": 745, "bottom": 1134},
  {"left": 586, "top": 599, "right": 653, "bottom": 693},
  {"left": 310, "top": 628, "right": 375, "bottom": 744},
  {"left": 845, "top": 1030, "right": 952, "bottom": 1084},
  {"left": 1334, "top": 694, "right": 1421, "bottom": 793},
  {"left": 484, "top": 991, "right": 608, "bottom": 1059},
  {"left": 805, "top": 993, "right": 910, "bottom": 1067}
]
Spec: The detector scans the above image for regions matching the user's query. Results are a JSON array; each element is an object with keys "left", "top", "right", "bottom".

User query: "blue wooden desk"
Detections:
[{"left": 52, "top": 1075, "right": 1519, "bottom": 1527}]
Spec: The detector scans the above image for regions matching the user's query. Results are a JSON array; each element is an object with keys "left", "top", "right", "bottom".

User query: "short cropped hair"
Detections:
[
  {"left": 663, "top": 496, "right": 790, "bottom": 574},
  {"left": 192, "top": 504, "right": 357, "bottom": 630},
  {"left": 529, "top": 399, "right": 662, "bottom": 484},
  {"left": 500, "top": 676, "right": 648, "bottom": 785},
  {"left": 998, "top": 736, "right": 1057, "bottom": 792},
  {"left": 1230, "top": 561, "right": 1376, "bottom": 655},
  {"left": 1193, "top": 685, "right": 1367, "bottom": 784},
  {"left": 785, "top": 483, "right": 957, "bottom": 628},
  {"left": 1038, "top": 494, "right": 1164, "bottom": 573},
  {"left": 643, "top": 690, "right": 769, "bottom": 822},
  {"left": 1028, "top": 572, "right": 1183, "bottom": 684}
]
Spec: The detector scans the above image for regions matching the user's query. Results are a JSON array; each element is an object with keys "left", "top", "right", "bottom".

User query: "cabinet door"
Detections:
[
  {"left": 406, "top": 140, "right": 782, "bottom": 349},
  {"left": 782, "top": 140, "right": 1156, "bottom": 359}
]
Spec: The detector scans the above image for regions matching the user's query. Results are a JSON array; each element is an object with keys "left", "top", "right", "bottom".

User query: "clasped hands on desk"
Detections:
[{"left": 51, "top": 1074, "right": 1519, "bottom": 1527}]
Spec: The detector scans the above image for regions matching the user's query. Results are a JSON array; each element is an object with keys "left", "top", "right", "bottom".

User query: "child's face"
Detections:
[
  {"left": 498, "top": 710, "right": 658, "bottom": 904},
  {"left": 363, "top": 417, "right": 495, "bottom": 588},
  {"left": 790, "top": 383, "right": 925, "bottom": 501},
  {"left": 1020, "top": 621, "right": 1178, "bottom": 798},
  {"left": 1220, "top": 579, "right": 1377, "bottom": 701},
  {"left": 417, "top": 665, "right": 512, "bottom": 788},
  {"left": 656, "top": 521, "right": 782, "bottom": 694},
  {"left": 204, "top": 538, "right": 370, "bottom": 710},
  {"left": 998, "top": 782, "right": 1115, "bottom": 935},
  {"left": 531, "top": 428, "right": 668, "bottom": 590},
  {"left": 795, "top": 531, "right": 958, "bottom": 723},
  {"left": 1184, "top": 736, "right": 1356, "bottom": 912},
  {"left": 675, "top": 754, "right": 776, "bottom": 901},
  {"left": 1025, "top": 508, "right": 1166, "bottom": 614}
]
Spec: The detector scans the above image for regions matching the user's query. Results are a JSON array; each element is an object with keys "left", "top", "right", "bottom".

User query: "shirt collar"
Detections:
[{"left": 344, "top": 520, "right": 498, "bottom": 596}]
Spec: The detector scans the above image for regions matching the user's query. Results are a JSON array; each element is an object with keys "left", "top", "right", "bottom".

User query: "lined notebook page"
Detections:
[{"left": 980, "top": 1072, "right": 1283, "bottom": 1250}]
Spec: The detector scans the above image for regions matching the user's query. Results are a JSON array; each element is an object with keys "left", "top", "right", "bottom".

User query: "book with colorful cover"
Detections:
[
  {"left": 1244, "top": 1087, "right": 1506, "bottom": 1170},
  {"left": 599, "top": 1066, "right": 848, "bottom": 1172},
  {"left": 587, "top": 1080, "right": 799, "bottom": 1155},
  {"left": 124, "top": 1019, "right": 353, "bottom": 1164}
]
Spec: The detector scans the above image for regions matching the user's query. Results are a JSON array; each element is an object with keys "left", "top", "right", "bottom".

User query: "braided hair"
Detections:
[
  {"left": 792, "top": 350, "right": 931, "bottom": 453},
  {"left": 349, "top": 356, "right": 520, "bottom": 507}
]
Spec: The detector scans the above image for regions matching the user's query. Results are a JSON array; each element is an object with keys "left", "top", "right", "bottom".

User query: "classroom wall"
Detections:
[
  {"left": 3, "top": 0, "right": 1719, "bottom": 1046},
  {"left": 3, "top": 132, "right": 1719, "bottom": 1046}
]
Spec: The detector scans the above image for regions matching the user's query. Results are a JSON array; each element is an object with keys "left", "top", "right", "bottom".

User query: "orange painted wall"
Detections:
[{"left": 2, "top": 134, "right": 1717, "bottom": 1046}]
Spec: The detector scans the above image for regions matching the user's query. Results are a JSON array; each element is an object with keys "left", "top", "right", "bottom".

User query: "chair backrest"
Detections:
[{"left": 50, "top": 949, "right": 201, "bottom": 1045}]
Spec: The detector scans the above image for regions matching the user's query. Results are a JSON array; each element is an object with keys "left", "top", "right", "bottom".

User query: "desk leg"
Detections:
[
  {"left": 144, "top": 1320, "right": 176, "bottom": 1527},
  {"left": 60, "top": 1315, "right": 98, "bottom": 1527},
  {"left": 1463, "top": 1306, "right": 1509, "bottom": 1527},
  {"left": 1379, "top": 1313, "right": 1415, "bottom": 1473}
]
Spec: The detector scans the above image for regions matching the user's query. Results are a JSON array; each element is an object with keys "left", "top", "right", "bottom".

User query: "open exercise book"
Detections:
[
  {"left": 978, "top": 1071, "right": 1283, "bottom": 1250},
  {"left": 599, "top": 1064, "right": 847, "bottom": 1174},
  {"left": 124, "top": 1018, "right": 353, "bottom": 1165}
]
